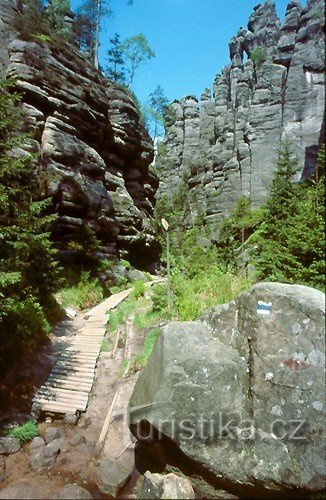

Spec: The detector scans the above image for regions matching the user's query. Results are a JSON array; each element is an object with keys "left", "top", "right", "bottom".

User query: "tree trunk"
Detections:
[{"left": 94, "top": 0, "right": 101, "bottom": 69}]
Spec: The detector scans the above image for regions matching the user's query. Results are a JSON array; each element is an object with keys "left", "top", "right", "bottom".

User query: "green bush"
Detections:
[
  {"left": 151, "top": 284, "right": 168, "bottom": 313},
  {"left": 9, "top": 421, "right": 38, "bottom": 442},
  {"left": 107, "top": 296, "right": 139, "bottom": 332},
  {"left": 172, "top": 267, "right": 252, "bottom": 321},
  {"left": 59, "top": 271, "right": 103, "bottom": 310},
  {"left": 131, "top": 280, "right": 145, "bottom": 299},
  {"left": 250, "top": 47, "right": 266, "bottom": 66},
  {"left": 0, "top": 79, "right": 60, "bottom": 364}
]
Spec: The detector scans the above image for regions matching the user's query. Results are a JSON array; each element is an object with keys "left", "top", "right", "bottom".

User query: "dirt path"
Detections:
[{"left": 0, "top": 280, "right": 163, "bottom": 499}]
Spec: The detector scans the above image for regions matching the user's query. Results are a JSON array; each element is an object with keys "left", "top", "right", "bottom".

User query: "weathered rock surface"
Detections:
[
  {"left": 94, "top": 458, "right": 130, "bottom": 497},
  {"left": 28, "top": 436, "right": 45, "bottom": 452},
  {"left": 52, "top": 484, "right": 92, "bottom": 499},
  {"left": 0, "top": 0, "right": 160, "bottom": 269},
  {"left": 30, "top": 437, "right": 66, "bottom": 471},
  {"left": 0, "top": 456, "right": 6, "bottom": 483},
  {"left": 44, "top": 427, "right": 62, "bottom": 444},
  {"left": 156, "top": 0, "right": 325, "bottom": 238},
  {"left": 139, "top": 472, "right": 195, "bottom": 499},
  {"left": 0, "top": 479, "right": 53, "bottom": 499},
  {"left": 0, "top": 437, "right": 21, "bottom": 455},
  {"left": 129, "top": 283, "right": 326, "bottom": 498}
]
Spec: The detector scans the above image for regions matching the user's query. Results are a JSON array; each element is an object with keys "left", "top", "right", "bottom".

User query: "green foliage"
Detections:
[
  {"left": 59, "top": 271, "right": 103, "bottom": 310},
  {"left": 172, "top": 266, "right": 252, "bottom": 320},
  {"left": 8, "top": 421, "right": 38, "bottom": 442},
  {"left": 75, "top": 0, "right": 133, "bottom": 64},
  {"left": 250, "top": 47, "right": 266, "bottom": 66},
  {"left": 121, "top": 33, "right": 155, "bottom": 88},
  {"left": 14, "top": 0, "right": 51, "bottom": 41},
  {"left": 131, "top": 280, "right": 145, "bottom": 299},
  {"left": 105, "top": 33, "right": 126, "bottom": 84},
  {"left": 217, "top": 196, "right": 266, "bottom": 268},
  {"left": 132, "top": 327, "right": 161, "bottom": 370},
  {"left": 151, "top": 283, "right": 169, "bottom": 313},
  {"left": 118, "top": 359, "right": 129, "bottom": 378},
  {"left": 0, "top": 79, "right": 60, "bottom": 363},
  {"left": 100, "top": 338, "right": 112, "bottom": 352},
  {"left": 155, "top": 178, "right": 188, "bottom": 232},
  {"left": 108, "top": 296, "right": 139, "bottom": 332},
  {"left": 47, "top": 0, "right": 72, "bottom": 39},
  {"left": 148, "top": 85, "right": 169, "bottom": 138},
  {"left": 251, "top": 142, "right": 325, "bottom": 290}
]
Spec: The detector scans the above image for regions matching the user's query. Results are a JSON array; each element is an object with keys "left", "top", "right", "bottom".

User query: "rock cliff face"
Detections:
[
  {"left": 157, "top": 0, "right": 325, "bottom": 236},
  {"left": 0, "top": 0, "right": 160, "bottom": 269}
]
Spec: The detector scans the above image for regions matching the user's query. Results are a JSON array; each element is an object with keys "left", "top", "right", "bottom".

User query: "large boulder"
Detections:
[{"left": 129, "top": 283, "right": 325, "bottom": 498}]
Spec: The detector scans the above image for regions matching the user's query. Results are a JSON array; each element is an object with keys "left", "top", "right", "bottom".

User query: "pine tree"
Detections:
[
  {"left": 47, "top": 0, "right": 72, "bottom": 39},
  {"left": 0, "top": 80, "right": 60, "bottom": 363},
  {"left": 148, "top": 85, "right": 169, "bottom": 138},
  {"left": 105, "top": 33, "right": 126, "bottom": 84},
  {"left": 252, "top": 141, "right": 325, "bottom": 289}
]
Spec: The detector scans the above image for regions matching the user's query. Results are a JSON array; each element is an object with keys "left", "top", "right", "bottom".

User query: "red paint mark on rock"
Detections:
[{"left": 284, "top": 359, "right": 309, "bottom": 370}]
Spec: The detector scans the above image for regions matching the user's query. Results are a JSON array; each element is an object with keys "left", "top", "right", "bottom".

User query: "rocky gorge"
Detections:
[
  {"left": 156, "top": 0, "right": 325, "bottom": 237},
  {"left": 0, "top": 0, "right": 160, "bottom": 270}
]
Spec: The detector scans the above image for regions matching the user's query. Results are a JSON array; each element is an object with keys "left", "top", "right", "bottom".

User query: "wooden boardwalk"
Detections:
[{"left": 32, "top": 288, "right": 132, "bottom": 415}]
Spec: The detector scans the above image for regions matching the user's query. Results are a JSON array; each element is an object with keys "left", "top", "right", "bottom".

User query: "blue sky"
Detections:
[{"left": 71, "top": 0, "right": 306, "bottom": 104}]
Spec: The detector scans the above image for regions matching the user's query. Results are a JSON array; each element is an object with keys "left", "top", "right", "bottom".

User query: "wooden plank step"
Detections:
[
  {"left": 44, "top": 380, "right": 92, "bottom": 392},
  {"left": 68, "top": 345, "right": 100, "bottom": 349},
  {"left": 51, "top": 365, "right": 95, "bottom": 374},
  {"left": 73, "top": 334, "right": 102, "bottom": 338},
  {"left": 47, "top": 374, "right": 94, "bottom": 384},
  {"left": 57, "top": 359, "right": 97, "bottom": 367},
  {"left": 65, "top": 348, "right": 100, "bottom": 354},
  {"left": 38, "top": 400, "right": 85, "bottom": 413},
  {"left": 69, "top": 339, "right": 101, "bottom": 343},
  {"left": 35, "top": 395, "right": 88, "bottom": 407},
  {"left": 77, "top": 335, "right": 104, "bottom": 339},
  {"left": 35, "top": 390, "right": 88, "bottom": 404},
  {"left": 55, "top": 360, "right": 94, "bottom": 369},
  {"left": 59, "top": 354, "right": 98, "bottom": 362},
  {"left": 51, "top": 367, "right": 95, "bottom": 377},
  {"left": 37, "top": 387, "right": 89, "bottom": 398}
]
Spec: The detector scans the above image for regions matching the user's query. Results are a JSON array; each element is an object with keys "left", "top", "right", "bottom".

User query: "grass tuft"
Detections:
[
  {"left": 59, "top": 271, "right": 103, "bottom": 310},
  {"left": 8, "top": 421, "right": 38, "bottom": 442}
]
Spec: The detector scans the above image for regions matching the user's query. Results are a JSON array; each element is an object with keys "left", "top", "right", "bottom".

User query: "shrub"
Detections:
[
  {"left": 59, "top": 271, "right": 103, "bottom": 310},
  {"left": 250, "top": 47, "right": 266, "bottom": 67},
  {"left": 107, "top": 296, "right": 138, "bottom": 332},
  {"left": 131, "top": 280, "right": 145, "bottom": 299},
  {"left": 9, "top": 421, "right": 38, "bottom": 442}
]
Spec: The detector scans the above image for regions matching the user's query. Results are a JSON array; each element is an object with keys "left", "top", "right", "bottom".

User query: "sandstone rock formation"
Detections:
[
  {"left": 0, "top": 0, "right": 160, "bottom": 269},
  {"left": 129, "top": 282, "right": 326, "bottom": 498},
  {"left": 156, "top": 0, "right": 325, "bottom": 237}
]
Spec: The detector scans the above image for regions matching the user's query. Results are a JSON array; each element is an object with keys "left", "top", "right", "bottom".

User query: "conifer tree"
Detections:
[
  {"left": 47, "top": 0, "right": 72, "bottom": 39},
  {"left": 0, "top": 80, "right": 60, "bottom": 363},
  {"left": 148, "top": 85, "right": 169, "bottom": 138},
  {"left": 252, "top": 141, "right": 325, "bottom": 289},
  {"left": 105, "top": 33, "right": 126, "bottom": 84}
]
